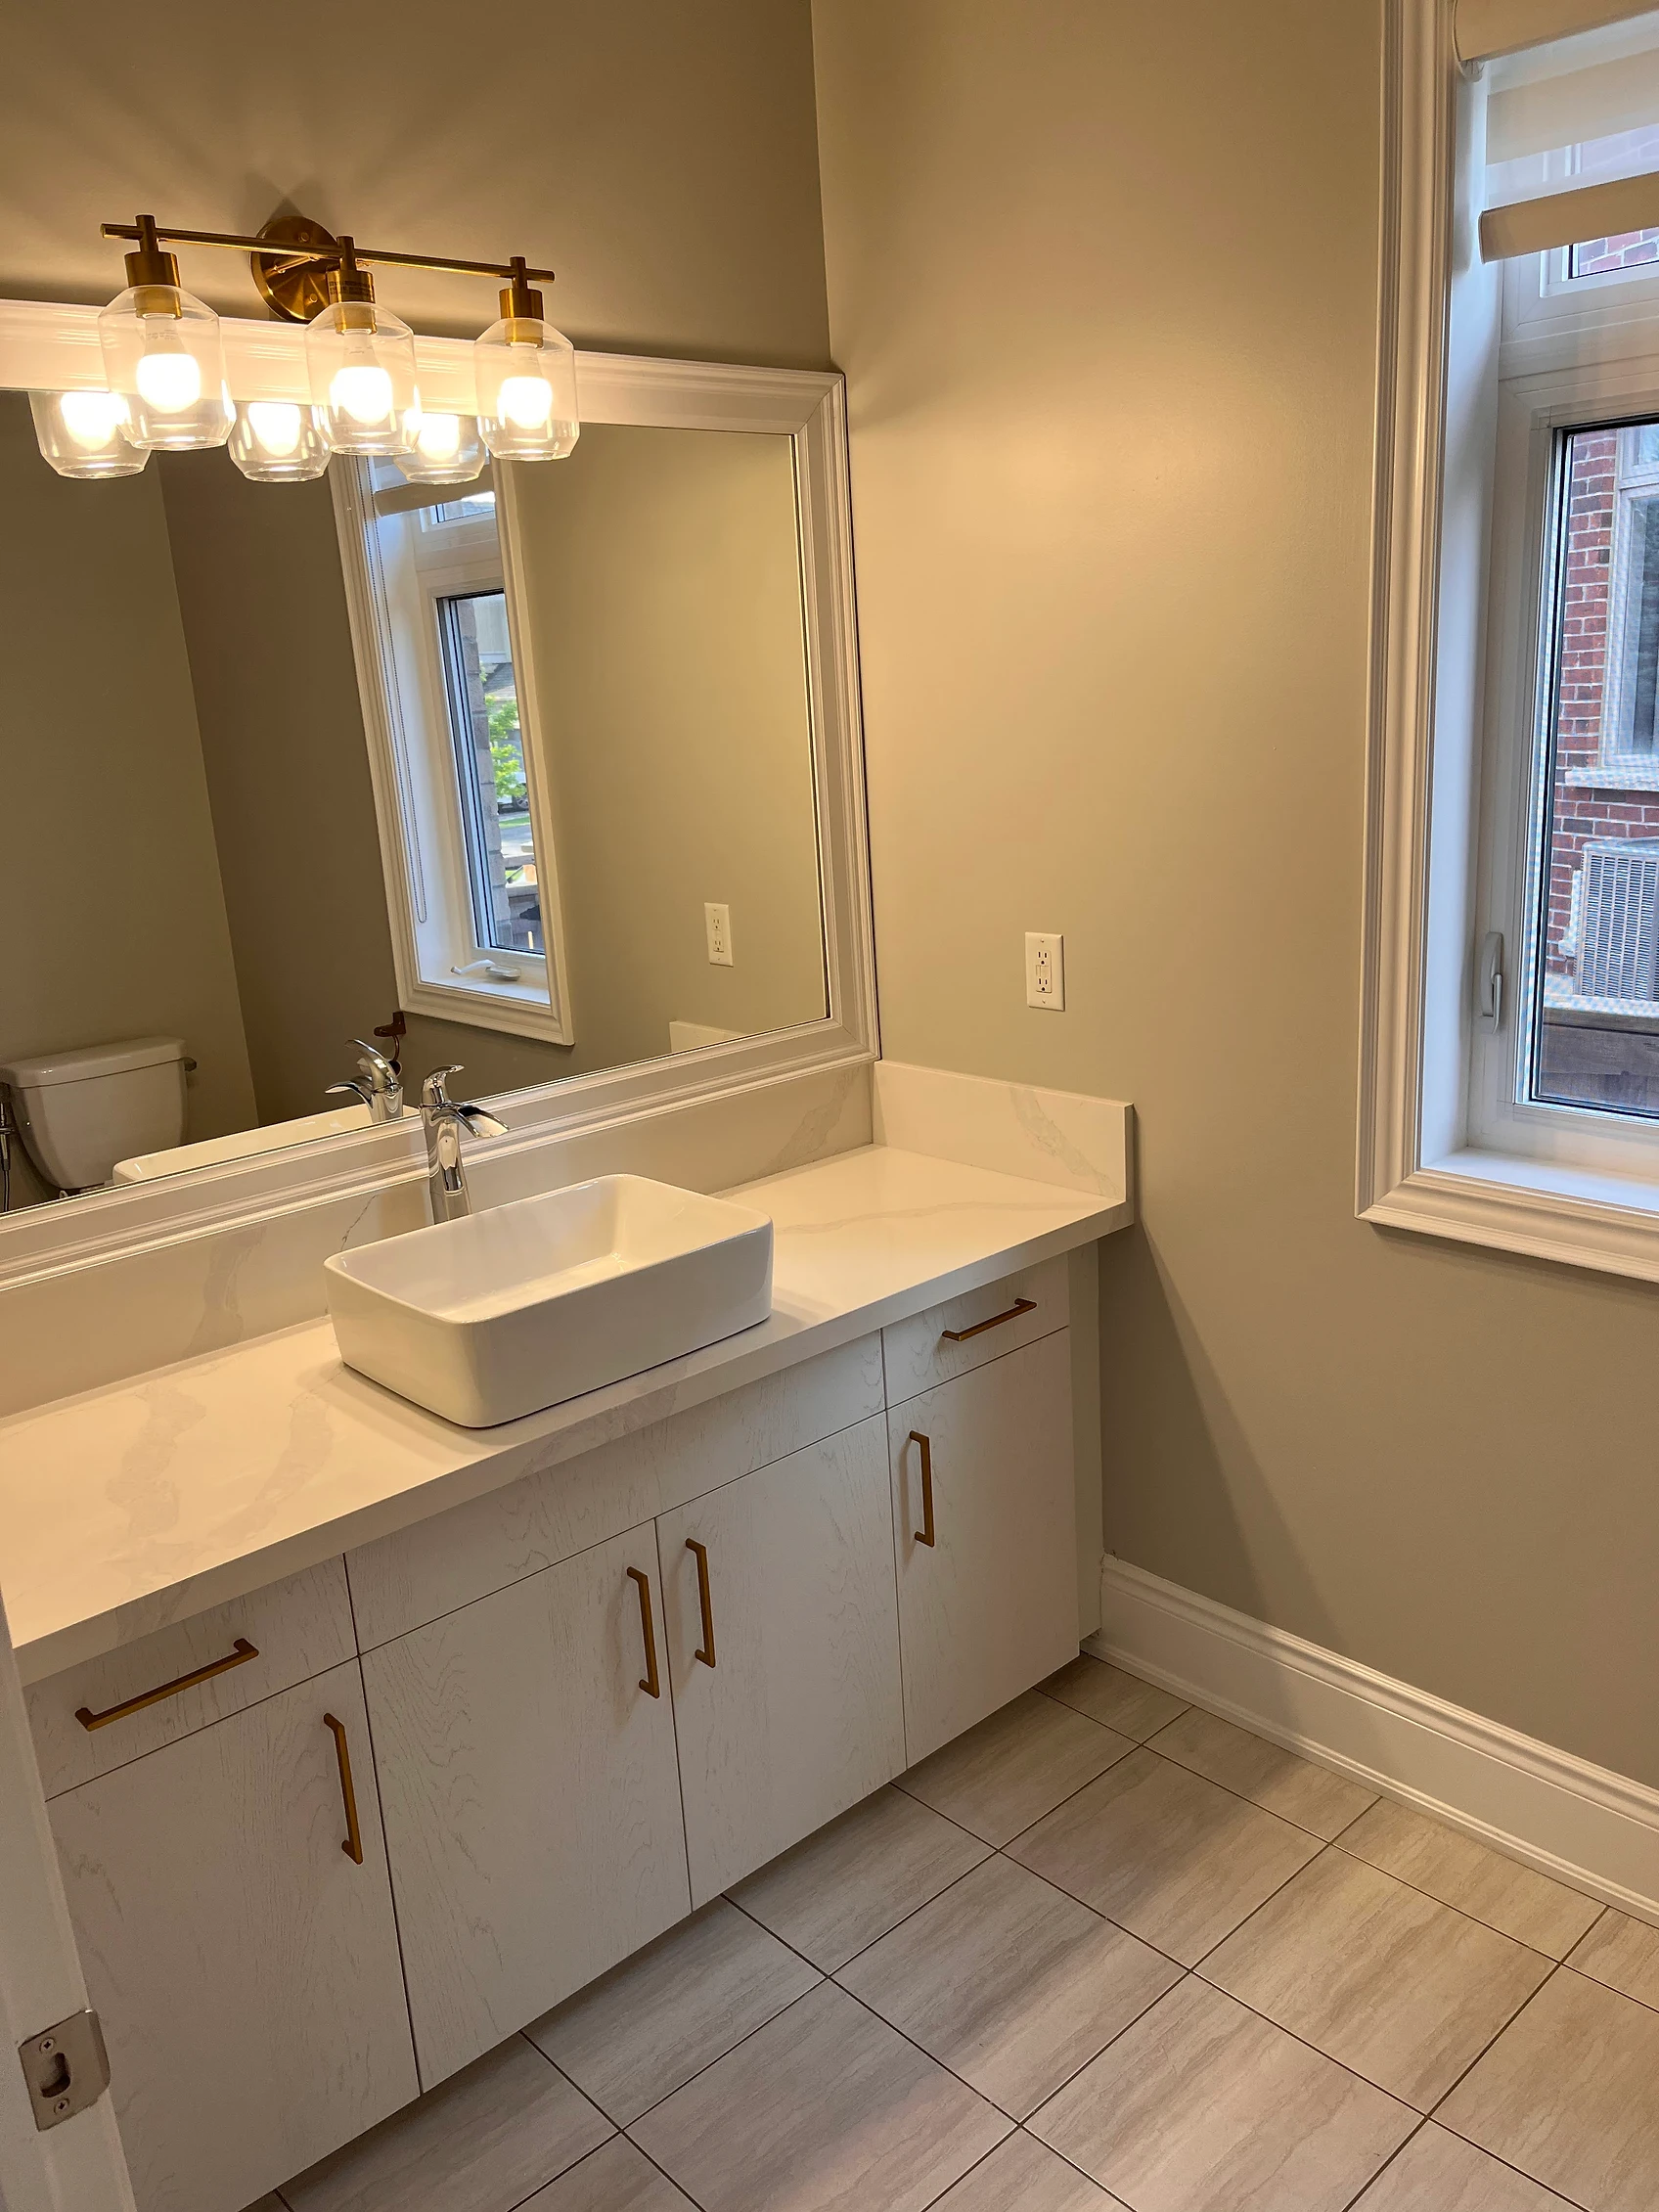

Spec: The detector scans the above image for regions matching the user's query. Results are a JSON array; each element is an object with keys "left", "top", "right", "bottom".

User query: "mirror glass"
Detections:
[{"left": 0, "top": 395, "right": 830, "bottom": 1212}]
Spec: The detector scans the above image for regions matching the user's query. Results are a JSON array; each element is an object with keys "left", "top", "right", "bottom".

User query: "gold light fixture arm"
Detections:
[{"left": 99, "top": 213, "right": 557, "bottom": 323}]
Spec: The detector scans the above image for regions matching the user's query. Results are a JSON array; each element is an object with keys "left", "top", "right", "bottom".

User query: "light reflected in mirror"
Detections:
[{"left": 0, "top": 395, "right": 830, "bottom": 1213}]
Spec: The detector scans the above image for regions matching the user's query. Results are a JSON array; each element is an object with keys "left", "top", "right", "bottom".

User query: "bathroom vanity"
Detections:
[{"left": 0, "top": 1105, "right": 1130, "bottom": 2212}]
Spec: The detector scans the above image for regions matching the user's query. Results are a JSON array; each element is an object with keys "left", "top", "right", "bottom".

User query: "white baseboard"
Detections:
[{"left": 1092, "top": 1557, "right": 1659, "bottom": 1927}]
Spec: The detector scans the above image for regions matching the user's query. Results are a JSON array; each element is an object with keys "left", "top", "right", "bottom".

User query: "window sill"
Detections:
[
  {"left": 1561, "top": 761, "right": 1659, "bottom": 790},
  {"left": 1363, "top": 1148, "right": 1659, "bottom": 1286}
]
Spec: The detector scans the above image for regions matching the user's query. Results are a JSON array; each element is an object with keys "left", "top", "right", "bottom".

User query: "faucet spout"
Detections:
[{"left": 420, "top": 1066, "right": 506, "bottom": 1224}]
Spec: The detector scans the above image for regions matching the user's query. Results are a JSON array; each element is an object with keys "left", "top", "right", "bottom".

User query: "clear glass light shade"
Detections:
[
  {"left": 398, "top": 407, "right": 486, "bottom": 484},
  {"left": 227, "top": 401, "right": 332, "bottom": 482},
  {"left": 306, "top": 299, "right": 419, "bottom": 455},
  {"left": 28, "top": 389, "right": 149, "bottom": 478},
  {"left": 473, "top": 316, "right": 578, "bottom": 461},
  {"left": 97, "top": 284, "right": 232, "bottom": 451}
]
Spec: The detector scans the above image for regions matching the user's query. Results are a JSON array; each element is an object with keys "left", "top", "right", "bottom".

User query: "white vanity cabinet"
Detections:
[
  {"left": 888, "top": 1327, "right": 1079, "bottom": 1763},
  {"left": 658, "top": 1414, "right": 906, "bottom": 1905},
  {"left": 361, "top": 1521, "right": 692, "bottom": 2089},
  {"left": 47, "top": 1660, "right": 417, "bottom": 2212}
]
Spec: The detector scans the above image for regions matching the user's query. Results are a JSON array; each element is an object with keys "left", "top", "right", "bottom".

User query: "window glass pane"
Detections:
[
  {"left": 1530, "top": 416, "right": 1659, "bottom": 1116},
  {"left": 436, "top": 589, "right": 541, "bottom": 955},
  {"left": 1561, "top": 124, "right": 1659, "bottom": 279}
]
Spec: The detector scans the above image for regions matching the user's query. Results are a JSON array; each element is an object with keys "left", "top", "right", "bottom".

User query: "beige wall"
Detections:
[
  {"left": 813, "top": 0, "right": 1659, "bottom": 1788},
  {"left": 0, "top": 394, "right": 255, "bottom": 1188},
  {"left": 1, "top": 0, "right": 828, "bottom": 368},
  {"left": 511, "top": 426, "right": 827, "bottom": 1075}
]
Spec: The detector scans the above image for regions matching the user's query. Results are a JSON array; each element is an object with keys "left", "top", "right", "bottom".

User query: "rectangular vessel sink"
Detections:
[{"left": 324, "top": 1174, "right": 773, "bottom": 1427}]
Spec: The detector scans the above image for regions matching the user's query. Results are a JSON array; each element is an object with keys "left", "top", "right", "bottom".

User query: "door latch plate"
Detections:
[{"left": 18, "top": 2008, "right": 110, "bottom": 2130}]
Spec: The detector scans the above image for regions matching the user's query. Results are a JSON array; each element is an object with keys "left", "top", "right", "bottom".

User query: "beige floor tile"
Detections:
[
  {"left": 520, "top": 2137, "right": 696, "bottom": 2210},
  {"left": 730, "top": 1783, "right": 990, "bottom": 1971},
  {"left": 898, "top": 1691, "right": 1133, "bottom": 1847},
  {"left": 1337, "top": 1800, "right": 1602, "bottom": 1959},
  {"left": 1028, "top": 1976, "right": 1413, "bottom": 2212},
  {"left": 1350, "top": 2122, "right": 1574, "bottom": 2209},
  {"left": 927, "top": 2130, "right": 1129, "bottom": 2210},
  {"left": 1567, "top": 1908, "right": 1659, "bottom": 2011},
  {"left": 1146, "top": 1705, "right": 1377, "bottom": 1840},
  {"left": 1202, "top": 1849, "right": 1552, "bottom": 2108},
  {"left": 837, "top": 1854, "right": 1180, "bottom": 2118},
  {"left": 1007, "top": 1746, "right": 1321, "bottom": 1965},
  {"left": 1040, "top": 1655, "right": 1188, "bottom": 1742},
  {"left": 1440, "top": 1968, "right": 1659, "bottom": 2211},
  {"left": 282, "top": 2035, "right": 609, "bottom": 2212},
  {"left": 630, "top": 1981, "right": 1009, "bottom": 2212},
  {"left": 526, "top": 1899, "right": 820, "bottom": 2127}
]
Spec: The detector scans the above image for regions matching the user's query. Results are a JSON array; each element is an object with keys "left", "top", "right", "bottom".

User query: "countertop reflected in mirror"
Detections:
[{"left": 0, "top": 391, "right": 830, "bottom": 1215}]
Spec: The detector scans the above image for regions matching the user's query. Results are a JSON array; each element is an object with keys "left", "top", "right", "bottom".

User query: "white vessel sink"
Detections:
[{"left": 323, "top": 1174, "right": 774, "bottom": 1427}]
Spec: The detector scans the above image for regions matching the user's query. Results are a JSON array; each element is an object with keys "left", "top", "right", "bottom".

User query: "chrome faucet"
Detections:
[
  {"left": 420, "top": 1066, "right": 507, "bottom": 1224},
  {"left": 327, "top": 1040, "right": 405, "bottom": 1124}
]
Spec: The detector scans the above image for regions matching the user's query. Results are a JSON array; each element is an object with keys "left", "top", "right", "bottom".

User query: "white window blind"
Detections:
[{"left": 1472, "top": 5, "right": 1659, "bottom": 258}]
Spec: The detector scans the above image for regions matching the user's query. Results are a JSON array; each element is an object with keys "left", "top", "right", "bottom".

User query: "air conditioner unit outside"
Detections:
[{"left": 1577, "top": 837, "right": 1659, "bottom": 1002}]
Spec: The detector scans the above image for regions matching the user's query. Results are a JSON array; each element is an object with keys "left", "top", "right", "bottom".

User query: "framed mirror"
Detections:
[{"left": 0, "top": 327, "right": 874, "bottom": 1280}]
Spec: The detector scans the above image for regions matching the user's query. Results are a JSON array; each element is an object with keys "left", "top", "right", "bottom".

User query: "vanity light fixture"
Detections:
[
  {"left": 303, "top": 238, "right": 419, "bottom": 456},
  {"left": 27, "top": 389, "right": 148, "bottom": 478},
  {"left": 226, "top": 399, "right": 331, "bottom": 482},
  {"left": 474, "top": 258, "right": 578, "bottom": 463},
  {"left": 96, "top": 215, "right": 232, "bottom": 452}
]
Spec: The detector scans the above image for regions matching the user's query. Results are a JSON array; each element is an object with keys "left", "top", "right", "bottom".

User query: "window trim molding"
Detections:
[
  {"left": 0, "top": 330, "right": 877, "bottom": 1291},
  {"left": 1360, "top": 0, "right": 1659, "bottom": 1282}
]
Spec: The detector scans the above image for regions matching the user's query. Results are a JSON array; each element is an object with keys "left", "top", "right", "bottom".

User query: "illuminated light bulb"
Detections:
[
  {"left": 135, "top": 343, "right": 202, "bottom": 413},
  {"left": 59, "top": 389, "right": 130, "bottom": 449},
  {"left": 247, "top": 401, "right": 303, "bottom": 456},
  {"left": 415, "top": 410, "right": 465, "bottom": 461},
  {"left": 331, "top": 360, "right": 395, "bottom": 426},
  {"left": 498, "top": 371, "right": 555, "bottom": 429}
]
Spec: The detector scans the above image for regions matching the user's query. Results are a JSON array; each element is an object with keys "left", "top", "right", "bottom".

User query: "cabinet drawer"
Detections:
[
  {"left": 27, "top": 1558, "right": 355, "bottom": 1797},
  {"left": 348, "top": 1332, "right": 885, "bottom": 1648},
  {"left": 881, "top": 1254, "right": 1068, "bottom": 1403}
]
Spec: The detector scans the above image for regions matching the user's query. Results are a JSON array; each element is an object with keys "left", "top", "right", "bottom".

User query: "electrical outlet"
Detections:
[
  {"left": 1025, "top": 930, "right": 1064, "bottom": 1011},
  {"left": 705, "top": 902, "right": 734, "bottom": 966}
]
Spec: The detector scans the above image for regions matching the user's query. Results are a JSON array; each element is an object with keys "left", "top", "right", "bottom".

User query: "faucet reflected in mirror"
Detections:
[{"left": 325, "top": 1040, "right": 405, "bottom": 1125}]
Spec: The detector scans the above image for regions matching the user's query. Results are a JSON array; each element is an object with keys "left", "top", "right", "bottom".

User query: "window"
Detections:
[
  {"left": 1361, "top": 0, "right": 1659, "bottom": 1282},
  {"left": 335, "top": 460, "right": 572, "bottom": 1043}
]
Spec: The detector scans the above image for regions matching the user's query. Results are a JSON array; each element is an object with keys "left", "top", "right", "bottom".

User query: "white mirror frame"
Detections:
[{"left": 0, "top": 303, "right": 876, "bottom": 1287}]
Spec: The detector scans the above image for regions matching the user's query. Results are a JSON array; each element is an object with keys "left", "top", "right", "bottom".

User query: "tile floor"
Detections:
[{"left": 255, "top": 1655, "right": 1659, "bottom": 2212}]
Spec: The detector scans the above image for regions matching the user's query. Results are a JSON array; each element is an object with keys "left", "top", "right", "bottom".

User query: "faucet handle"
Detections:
[{"left": 421, "top": 1065, "right": 466, "bottom": 1110}]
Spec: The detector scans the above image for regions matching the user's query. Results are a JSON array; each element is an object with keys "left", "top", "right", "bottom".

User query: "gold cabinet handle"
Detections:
[
  {"left": 941, "top": 1295, "right": 1035, "bottom": 1344},
  {"left": 909, "top": 1430, "right": 937, "bottom": 1548},
  {"left": 74, "top": 1638, "right": 259, "bottom": 1732},
  {"left": 323, "top": 1712, "right": 364, "bottom": 1864},
  {"left": 685, "top": 1538, "right": 717, "bottom": 1668},
  {"left": 627, "top": 1565, "right": 661, "bottom": 1697}
]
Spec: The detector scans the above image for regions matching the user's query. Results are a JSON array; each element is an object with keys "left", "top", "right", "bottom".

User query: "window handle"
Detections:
[{"left": 1477, "top": 931, "right": 1504, "bottom": 1030}]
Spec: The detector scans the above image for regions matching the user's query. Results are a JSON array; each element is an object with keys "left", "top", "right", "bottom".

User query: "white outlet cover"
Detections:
[
  {"left": 1025, "top": 930, "right": 1064, "bottom": 1011},
  {"left": 705, "top": 901, "right": 734, "bottom": 966}
]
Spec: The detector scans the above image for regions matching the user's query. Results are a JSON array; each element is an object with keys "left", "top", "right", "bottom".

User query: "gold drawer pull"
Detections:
[
  {"left": 74, "top": 1638, "right": 259, "bottom": 1732},
  {"left": 941, "top": 1295, "right": 1036, "bottom": 1344},
  {"left": 627, "top": 1565, "right": 661, "bottom": 1697},
  {"left": 323, "top": 1712, "right": 364, "bottom": 1864},
  {"left": 909, "top": 1430, "right": 937, "bottom": 1548},
  {"left": 686, "top": 1538, "right": 717, "bottom": 1668}
]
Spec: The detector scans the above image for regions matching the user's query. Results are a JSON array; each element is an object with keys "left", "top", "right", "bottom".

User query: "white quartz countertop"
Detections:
[{"left": 0, "top": 1142, "right": 1130, "bottom": 1682}]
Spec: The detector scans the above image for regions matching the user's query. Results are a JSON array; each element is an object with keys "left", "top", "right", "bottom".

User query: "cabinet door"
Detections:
[
  {"left": 659, "top": 1416, "right": 905, "bottom": 1905},
  {"left": 363, "top": 1523, "right": 691, "bottom": 2088},
  {"left": 50, "top": 1660, "right": 417, "bottom": 2212},
  {"left": 890, "top": 1332, "right": 1078, "bottom": 1764}
]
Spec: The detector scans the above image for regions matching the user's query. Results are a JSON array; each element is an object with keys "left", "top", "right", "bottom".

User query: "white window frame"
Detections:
[
  {"left": 1361, "top": 0, "right": 1659, "bottom": 1283},
  {"left": 332, "top": 467, "right": 575, "bottom": 1044}
]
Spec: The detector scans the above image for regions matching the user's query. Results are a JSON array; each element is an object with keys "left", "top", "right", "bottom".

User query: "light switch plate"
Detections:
[
  {"left": 705, "top": 902, "right": 734, "bottom": 966},
  {"left": 1025, "top": 931, "right": 1064, "bottom": 1010}
]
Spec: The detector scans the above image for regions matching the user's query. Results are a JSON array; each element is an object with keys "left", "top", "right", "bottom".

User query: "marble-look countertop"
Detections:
[{"left": 0, "top": 1140, "right": 1131, "bottom": 1682}]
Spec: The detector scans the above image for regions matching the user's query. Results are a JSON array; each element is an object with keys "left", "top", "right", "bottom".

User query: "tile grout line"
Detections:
[{"left": 1332, "top": 2115, "right": 1432, "bottom": 2212}]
